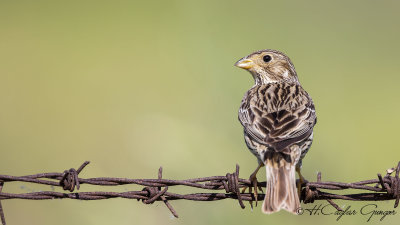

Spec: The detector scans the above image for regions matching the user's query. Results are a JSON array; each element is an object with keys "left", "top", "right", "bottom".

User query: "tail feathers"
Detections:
[{"left": 262, "top": 162, "right": 300, "bottom": 214}]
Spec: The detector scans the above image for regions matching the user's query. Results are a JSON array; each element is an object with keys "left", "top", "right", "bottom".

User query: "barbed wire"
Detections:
[{"left": 0, "top": 161, "right": 399, "bottom": 225}]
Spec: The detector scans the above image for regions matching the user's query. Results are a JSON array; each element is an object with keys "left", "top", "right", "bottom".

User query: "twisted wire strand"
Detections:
[{"left": 0, "top": 161, "right": 399, "bottom": 225}]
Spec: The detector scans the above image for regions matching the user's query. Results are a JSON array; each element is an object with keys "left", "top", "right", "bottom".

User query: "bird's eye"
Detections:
[{"left": 263, "top": 55, "right": 272, "bottom": 63}]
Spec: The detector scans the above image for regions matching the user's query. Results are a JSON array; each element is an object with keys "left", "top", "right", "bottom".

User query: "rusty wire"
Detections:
[{"left": 0, "top": 161, "right": 400, "bottom": 225}]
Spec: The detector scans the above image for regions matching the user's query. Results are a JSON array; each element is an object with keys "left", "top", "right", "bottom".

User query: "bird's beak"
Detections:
[{"left": 234, "top": 58, "right": 255, "bottom": 70}]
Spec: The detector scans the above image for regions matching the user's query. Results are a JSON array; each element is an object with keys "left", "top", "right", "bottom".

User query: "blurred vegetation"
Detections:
[{"left": 1, "top": 0, "right": 400, "bottom": 224}]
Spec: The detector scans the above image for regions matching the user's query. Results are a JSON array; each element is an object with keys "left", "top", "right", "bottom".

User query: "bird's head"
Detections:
[{"left": 235, "top": 49, "right": 298, "bottom": 85}]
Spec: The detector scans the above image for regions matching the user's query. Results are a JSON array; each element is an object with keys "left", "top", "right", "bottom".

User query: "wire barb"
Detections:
[
  {"left": 60, "top": 161, "right": 90, "bottom": 192},
  {"left": 222, "top": 164, "right": 245, "bottom": 209},
  {"left": 0, "top": 161, "right": 399, "bottom": 224},
  {"left": 0, "top": 182, "right": 6, "bottom": 225},
  {"left": 301, "top": 171, "right": 343, "bottom": 211}
]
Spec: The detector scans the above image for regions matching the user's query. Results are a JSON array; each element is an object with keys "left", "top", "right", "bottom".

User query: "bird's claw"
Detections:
[{"left": 241, "top": 173, "right": 263, "bottom": 208}]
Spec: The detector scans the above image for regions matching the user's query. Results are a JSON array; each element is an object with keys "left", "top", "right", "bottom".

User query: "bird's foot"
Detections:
[
  {"left": 296, "top": 168, "right": 308, "bottom": 199},
  {"left": 241, "top": 173, "right": 263, "bottom": 208},
  {"left": 296, "top": 178, "right": 303, "bottom": 199}
]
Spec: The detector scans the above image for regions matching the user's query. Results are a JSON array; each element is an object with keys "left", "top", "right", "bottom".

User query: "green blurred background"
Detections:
[{"left": 1, "top": 0, "right": 400, "bottom": 224}]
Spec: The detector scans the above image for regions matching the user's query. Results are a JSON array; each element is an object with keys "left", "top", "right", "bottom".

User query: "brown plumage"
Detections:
[{"left": 235, "top": 49, "right": 317, "bottom": 214}]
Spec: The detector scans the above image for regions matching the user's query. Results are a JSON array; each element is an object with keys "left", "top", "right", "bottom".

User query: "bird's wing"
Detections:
[{"left": 239, "top": 90, "right": 316, "bottom": 152}]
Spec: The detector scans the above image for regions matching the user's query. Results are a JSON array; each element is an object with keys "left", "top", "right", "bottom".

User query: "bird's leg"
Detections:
[
  {"left": 242, "top": 162, "right": 264, "bottom": 206},
  {"left": 296, "top": 166, "right": 305, "bottom": 198}
]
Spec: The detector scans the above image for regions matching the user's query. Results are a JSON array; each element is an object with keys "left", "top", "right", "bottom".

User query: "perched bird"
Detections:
[{"left": 235, "top": 49, "right": 317, "bottom": 214}]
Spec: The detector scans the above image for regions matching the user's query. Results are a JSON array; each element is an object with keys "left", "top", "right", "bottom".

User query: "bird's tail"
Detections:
[{"left": 262, "top": 158, "right": 300, "bottom": 214}]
